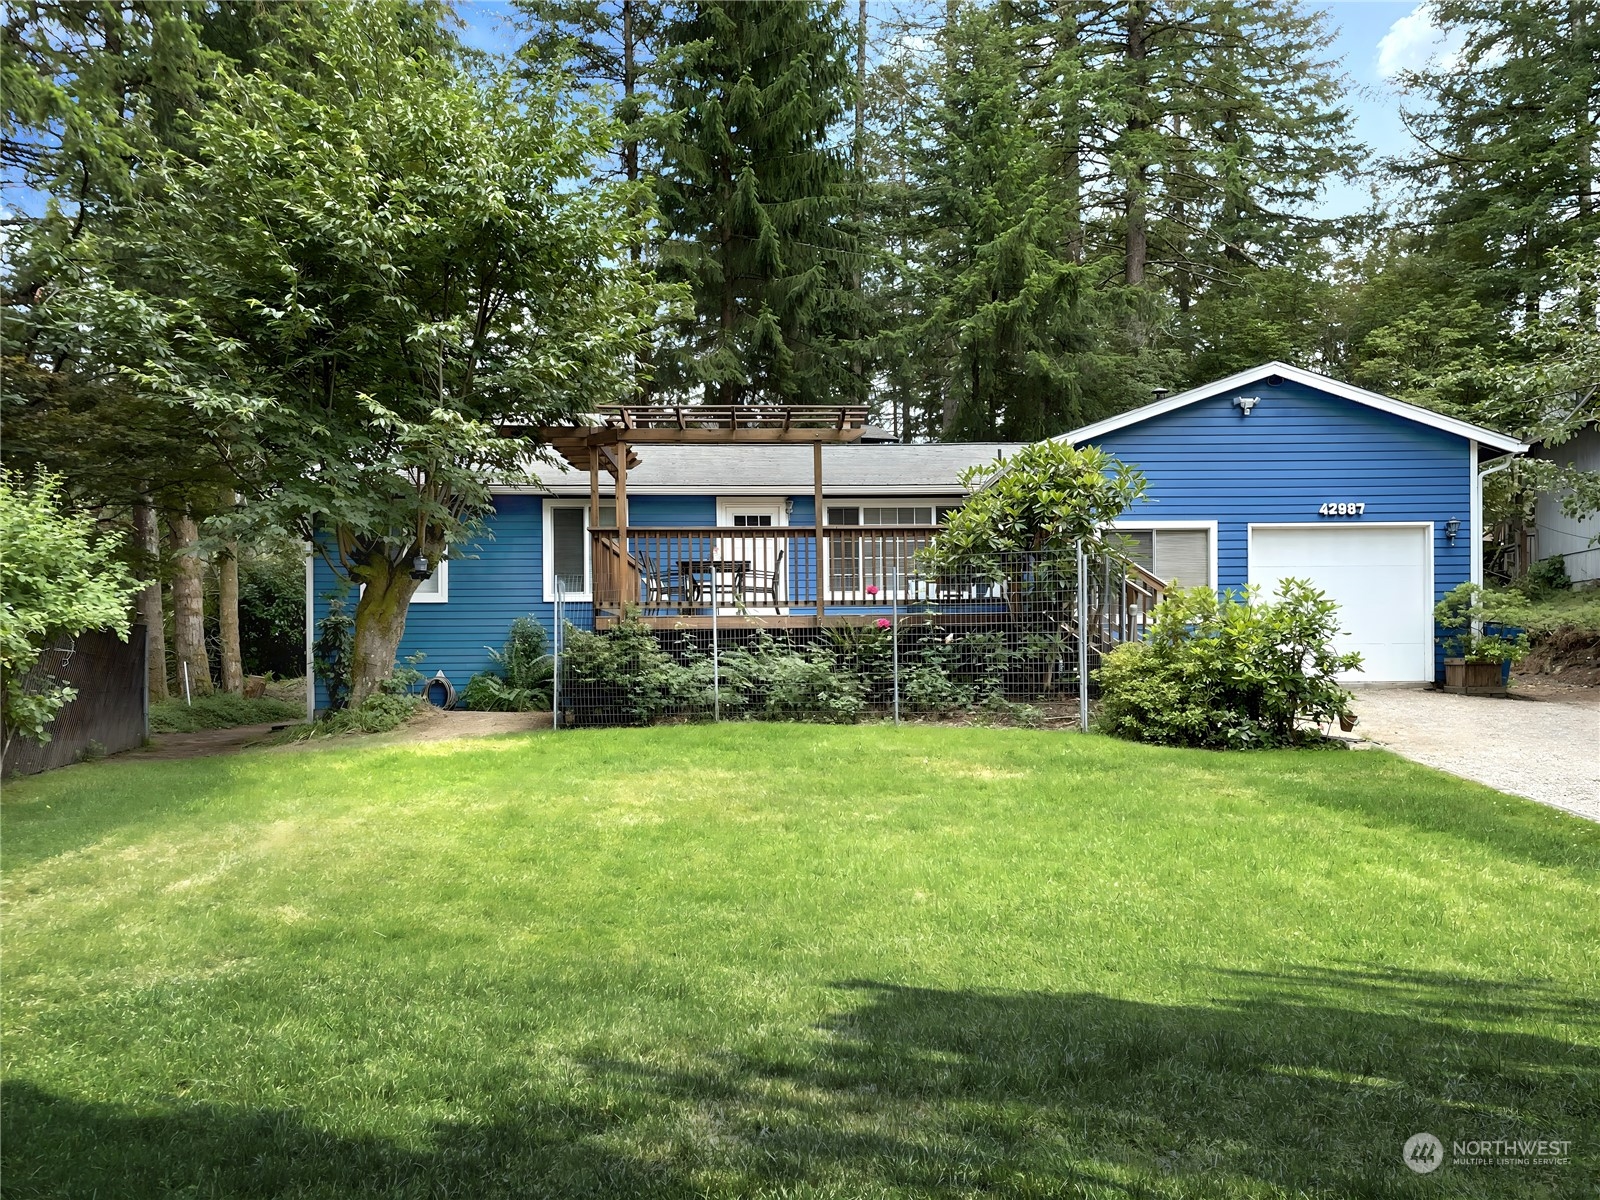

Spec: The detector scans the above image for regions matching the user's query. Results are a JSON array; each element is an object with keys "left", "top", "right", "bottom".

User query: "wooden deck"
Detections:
[{"left": 586, "top": 525, "right": 1166, "bottom": 644}]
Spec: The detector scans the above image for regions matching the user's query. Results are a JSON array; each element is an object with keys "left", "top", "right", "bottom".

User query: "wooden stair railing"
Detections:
[{"left": 591, "top": 532, "right": 639, "bottom": 614}]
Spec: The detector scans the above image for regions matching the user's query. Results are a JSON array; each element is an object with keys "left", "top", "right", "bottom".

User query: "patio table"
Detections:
[{"left": 680, "top": 559, "right": 752, "bottom": 608}]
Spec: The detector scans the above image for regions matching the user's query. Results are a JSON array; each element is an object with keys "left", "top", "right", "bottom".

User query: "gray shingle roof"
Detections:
[{"left": 496, "top": 442, "right": 1027, "bottom": 497}]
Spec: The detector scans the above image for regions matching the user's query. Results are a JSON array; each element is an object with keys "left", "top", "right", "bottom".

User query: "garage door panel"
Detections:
[{"left": 1249, "top": 525, "right": 1432, "bottom": 682}]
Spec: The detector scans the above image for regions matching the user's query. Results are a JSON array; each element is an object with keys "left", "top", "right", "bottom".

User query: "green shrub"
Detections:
[
  {"left": 559, "top": 611, "right": 705, "bottom": 726},
  {"left": 1, "top": 471, "right": 139, "bottom": 748},
  {"left": 1435, "top": 583, "right": 1531, "bottom": 664},
  {"left": 1516, "top": 555, "right": 1572, "bottom": 599},
  {"left": 460, "top": 671, "right": 536, "bottom": 713},
  {"left": 312, "top": 593, "right": 355, "bottom": 711},
  {"left": 903, "top": 664, "right": 974, "bottom": 714},
  {"left": 149, "top": 693, "right": 304, "bottom": 733},
  {"left": 1096, "top": 581, "right": 1361, "bottom": 749},
  {"left": 1509, "top": 588, "right": 1600, "bottom": 637},
  {"left": 459, "top": 617, "right": 553, "bottom": 711},
  {"left": 497, "top": 617, "right": 551, "bottom": 692},
  {"left": 293, "top": 693, "right": 419, "bottom": 739},
  {"left": 720, "top": 635, "right": 865, "bottom": 723}
]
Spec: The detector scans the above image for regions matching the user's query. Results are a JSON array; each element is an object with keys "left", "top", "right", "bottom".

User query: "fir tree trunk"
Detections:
[
  {"left": 622, "top": 0, "right": 637, "bottom": 187},
  {"left": 133, "top": 499, "right": 169, "bottom": 702},
  {"left": 1123, "top": 0, "right": 1149, "bottom": 288},
  {"left": 170, "top": 512, "right": 212, "bottom": 698},
  {"left": 348, "top": 553, "right": 424, "bottom": 705},
  {"left": 855, "top": 0, "right": 867, "bottom": 173}
]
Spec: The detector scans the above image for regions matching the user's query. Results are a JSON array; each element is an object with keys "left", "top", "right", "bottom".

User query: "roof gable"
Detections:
[{"left": 1056, "top": 361, "right": 1528, "bottom": 454}]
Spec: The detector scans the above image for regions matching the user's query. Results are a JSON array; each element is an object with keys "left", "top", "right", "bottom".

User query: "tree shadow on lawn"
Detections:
[{"left": 5, "top": 963, "right": 1593, "bottom": 1198}]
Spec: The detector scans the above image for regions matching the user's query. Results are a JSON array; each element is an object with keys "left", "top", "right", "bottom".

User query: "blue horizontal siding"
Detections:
[
  {"left": 312, "top": 495, "right": 562, "bottom": 709},
  {"left": 1088, "top": 379, "right": 1472, "bottom": 595},
  {"left": 1085, "top": 378, "right": 1474, "bottom": 680}
]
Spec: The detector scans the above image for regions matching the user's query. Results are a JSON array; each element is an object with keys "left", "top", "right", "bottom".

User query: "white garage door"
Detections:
[{"left": 1249, "top": 525, "right": 1433, "bottom": 682}]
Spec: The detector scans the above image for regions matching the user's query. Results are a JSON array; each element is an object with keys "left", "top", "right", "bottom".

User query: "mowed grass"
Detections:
[{"left": 2, "top": 726, "right": 1596, "bottom": 1199}]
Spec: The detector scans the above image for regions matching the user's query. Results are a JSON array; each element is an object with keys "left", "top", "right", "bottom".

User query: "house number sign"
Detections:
[{"left": 1318, "top": 502, "right": 1366, "bottom": 517}]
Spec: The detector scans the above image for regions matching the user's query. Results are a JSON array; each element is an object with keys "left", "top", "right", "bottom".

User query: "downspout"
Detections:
[{"left": 1471, "top": 444, "right": 1520, "bottom": 588}]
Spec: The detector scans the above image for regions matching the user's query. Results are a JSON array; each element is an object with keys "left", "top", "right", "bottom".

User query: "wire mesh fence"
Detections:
[{"left": 552, "top": 546, "right": 1161, "bottom": 730}]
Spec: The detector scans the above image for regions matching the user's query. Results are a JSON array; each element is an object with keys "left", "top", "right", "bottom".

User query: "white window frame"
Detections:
[
  {"left": 543, "top": 500, "right": 604, "bottom": 602},
  {"left": 410, "top": 557, "right": 449, "bottom": 603},
  {"left": 715, "top": 496, "right": 790, "bottom": 529},
  {"left": 823, "top": 498, "right": 964, "bottom": 529},
  {"left": 1108, "top": 519, "right": 1218, "bottom": 589},
  {"left": 822, "top": 498, "right": 963, "bottom": 600},
  {"left": 354, "top": 556, "right": 449, "bottom": 603}
]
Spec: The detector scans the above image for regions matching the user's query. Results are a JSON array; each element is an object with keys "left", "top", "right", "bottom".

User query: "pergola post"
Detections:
[
  {"left": 813, "top": 442, "right": 825, "bottom": 622},
  {"left": 589, "top": 447, "right": 600, "bottom": 528},
  {"left": 615, "top": 443, "right": 629, "bottom": 548}
]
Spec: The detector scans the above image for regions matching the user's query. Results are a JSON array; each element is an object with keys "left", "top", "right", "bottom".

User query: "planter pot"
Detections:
[
  {"left": 1442, "top": 657, "right": 1509, "bottom": 697},
  {"left": 1338, "top": 712, "right": 1357, "bottom": 733}
]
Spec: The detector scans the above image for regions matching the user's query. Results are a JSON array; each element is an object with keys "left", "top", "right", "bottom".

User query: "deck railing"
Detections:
[
  {"left": 593, "top": 525, "right": 949, "bottom": 617},
  {"left": 590, "top": 526, "right": 1167, "bottom": 640}
]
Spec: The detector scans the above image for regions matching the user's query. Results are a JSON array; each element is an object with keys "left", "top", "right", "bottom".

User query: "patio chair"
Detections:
[
  {"left": 741, "top": 548, "right": 786, "bottom": 612},
  {"left": 639, "top": 555, "right": 678, "bottom": 613}
]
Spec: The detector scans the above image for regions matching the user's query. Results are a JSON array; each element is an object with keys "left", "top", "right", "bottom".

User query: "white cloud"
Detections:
[{"left": 1377, "top": 4, "right": 1443, "bottom": 78}]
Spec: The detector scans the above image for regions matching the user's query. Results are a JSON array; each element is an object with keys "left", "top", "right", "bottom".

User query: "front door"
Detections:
[{"left": 713, "top": 499, "right": 788, "bottom": 613}]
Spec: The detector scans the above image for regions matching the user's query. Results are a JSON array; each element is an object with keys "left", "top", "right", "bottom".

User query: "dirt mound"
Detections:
[{"left": 1516, "top": 628, "right": 1600, "bottom": 689}]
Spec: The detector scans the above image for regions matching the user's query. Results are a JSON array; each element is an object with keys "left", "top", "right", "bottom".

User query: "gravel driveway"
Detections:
[{"left": 1349, "top": 686, "right": 1599, "bottom": 822}]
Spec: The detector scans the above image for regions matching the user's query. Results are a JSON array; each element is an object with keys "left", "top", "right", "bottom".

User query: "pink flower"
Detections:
[
  {"left": 865, "top": 584, "right": 879, "bottom": 596},
  {"left": 875, "top": 618, "right": 891, "bottom": 629}
]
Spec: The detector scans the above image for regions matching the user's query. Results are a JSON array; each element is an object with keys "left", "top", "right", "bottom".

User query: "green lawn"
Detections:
[{"left": 3, "top": 726, "right": 1595, "bottom": 1199}]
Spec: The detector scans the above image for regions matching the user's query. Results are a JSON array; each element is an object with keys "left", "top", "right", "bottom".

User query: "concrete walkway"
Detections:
[{"left": 1349, "top": 687, "right": 1599, "bottom": 823}]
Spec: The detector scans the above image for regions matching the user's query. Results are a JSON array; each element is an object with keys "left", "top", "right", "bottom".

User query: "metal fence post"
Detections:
[
  {"left": 891, "top": 564, "right": 901, "bottom": 725},
  {"left": 711, "top": 587, "right": 720, "bottom": 722},
  {"left": 1076, "top": 540, "right": 1089, "bottom": 733},
  {"left": 552, "top": 579, "right": 562, "bottom": 731}
]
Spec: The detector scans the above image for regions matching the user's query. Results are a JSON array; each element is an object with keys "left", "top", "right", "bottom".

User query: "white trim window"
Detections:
[
  {"left": 1109, "top": 521, "right": 1216, "bottom": 588},
  {"left": 824, "top": 499, "right": 962, "bottom": 597},
  {"left": 544, "top": 501, "right": 616, "bottom": 601},
  {"left": 410, "top": 558, "right": 449, "bottom": 603}
]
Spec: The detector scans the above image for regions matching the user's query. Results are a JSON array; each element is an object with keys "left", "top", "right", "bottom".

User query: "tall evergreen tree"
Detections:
[
  {"left": 1392, "top": 0, "right": 1600, "bottom": 324},
  {"left": 652, "top": 0, "right": 861, "bottom": 406}
]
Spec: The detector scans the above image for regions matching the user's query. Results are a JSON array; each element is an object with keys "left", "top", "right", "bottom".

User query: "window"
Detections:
[
  {"left": 411, "top": 558, "right": 448, "bottom": 603},
  {"left": 1113, "top": 526, "right": 1213, "bottom": 588},
  {"left": 544, "top": 503, "right": 616, "bottom": 600},
  {"left": 826, "top": 504, "right": 960, "bottom": 528},
  {"left": 824, "top": 500, "right": 961, "bottom": 595}
]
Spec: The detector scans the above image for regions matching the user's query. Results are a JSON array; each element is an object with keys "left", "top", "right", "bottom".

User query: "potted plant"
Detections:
[{"left": 1433, "top": 583, "right": 1530, "bottom": 696}]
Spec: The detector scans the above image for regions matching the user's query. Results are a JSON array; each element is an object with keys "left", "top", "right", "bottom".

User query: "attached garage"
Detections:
[
  {"left": 1248, "top": 524, "right": 1433, "bottom": 682},
  {"left": 1061, "top": 361, "right": 1529, "bottom": 686}
]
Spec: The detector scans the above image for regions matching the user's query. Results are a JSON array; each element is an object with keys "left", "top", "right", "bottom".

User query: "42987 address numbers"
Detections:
[{"left": 1318, "top": 502, "right": 1365, "bottom": 517}]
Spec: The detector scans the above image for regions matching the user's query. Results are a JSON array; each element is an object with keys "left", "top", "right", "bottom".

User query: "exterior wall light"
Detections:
[
  {"left": 410, "top": 555, "right": 433, "bottom": 580},
  {"left": 784, "top": 498, "right": 795, "bottom": 515},
  {"left": 1444, "top": 517, "right": 1461, "bottom": 544},
  {"left": 1232, "top": 395, "right": 1261, "bottom": 416}
]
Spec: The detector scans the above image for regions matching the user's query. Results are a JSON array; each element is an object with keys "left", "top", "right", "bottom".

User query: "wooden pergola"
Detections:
[{"left": 521, "top": 404, "right": 872, "bottom": 620}]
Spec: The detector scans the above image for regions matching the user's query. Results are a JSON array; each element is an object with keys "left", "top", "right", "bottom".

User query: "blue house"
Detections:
[
  {"left": 307, "top": 438, "right": 1027, "bottom": 709},
  {"left": 1058, "top": 361, "right": 1527, "bottom": 681},
  {"left": 306, "top": 362, "right": 1527, "bottom": 710}
]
